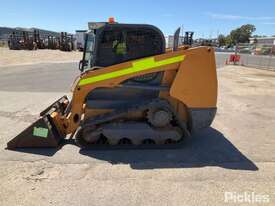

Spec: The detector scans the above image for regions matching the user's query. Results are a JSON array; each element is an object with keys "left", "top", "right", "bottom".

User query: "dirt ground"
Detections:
[
  {"left": 0, "top": 47, "right": 82, "bottom": 66},
  {"left": 0, "top": 65, "right": 275, "bottom": 205}
]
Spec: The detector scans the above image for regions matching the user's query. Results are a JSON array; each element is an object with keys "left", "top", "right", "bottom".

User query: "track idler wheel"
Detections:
[{"left": 147, "top": 108, "right": 172, "bottom": 128}]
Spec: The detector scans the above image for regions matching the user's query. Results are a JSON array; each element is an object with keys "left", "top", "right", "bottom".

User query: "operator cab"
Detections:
[{"left": 79, "top": 21, "right": 165, "bottom": 71}]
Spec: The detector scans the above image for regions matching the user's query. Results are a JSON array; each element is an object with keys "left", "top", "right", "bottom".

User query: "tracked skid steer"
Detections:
[{"left": 7, "top": 20, "right": 217, "bottom": 150}]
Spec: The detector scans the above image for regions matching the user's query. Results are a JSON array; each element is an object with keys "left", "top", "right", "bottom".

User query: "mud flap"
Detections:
[{"left": 6, "top": 96, "right": 68, "bottom": 149}]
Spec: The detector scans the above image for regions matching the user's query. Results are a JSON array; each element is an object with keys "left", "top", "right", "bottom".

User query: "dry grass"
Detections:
[
  {"left": 0, "top": 41, "right": 7, "bottom": 48},
  {"left": 0, "top": 47, "right": 83, "bottom": 66}
]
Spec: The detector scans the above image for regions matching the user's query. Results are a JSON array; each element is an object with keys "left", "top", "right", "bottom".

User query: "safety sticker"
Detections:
[{"left": 33, "top": 127, "right": 48, "bottom": 138}]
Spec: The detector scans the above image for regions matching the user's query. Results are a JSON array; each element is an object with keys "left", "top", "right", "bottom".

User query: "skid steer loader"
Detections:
[{"left": 7, "top": 19, "right": 217, "bottom": 149}]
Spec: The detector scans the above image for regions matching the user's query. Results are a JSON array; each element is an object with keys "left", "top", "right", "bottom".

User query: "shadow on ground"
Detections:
[
  {"left": 5, "top": 139, "right": 75, "bottom": 157},
  {"left": 8, "top": 127, "right": 258, "bottom": 171},
  {"left": 79, "top": 127, "right": 258, "bottom": 171}
]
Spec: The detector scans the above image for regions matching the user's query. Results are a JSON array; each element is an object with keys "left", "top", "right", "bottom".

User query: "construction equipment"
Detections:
[
  {"left": 59, "top": 32, "right": 74, "bottom": 51},
  {"left": 8, "top": 32, "right": 21, "bottom": 50},
  {"left": 22, "top": 31, "right": 37, "bottom": 50},
  {"left": 33, "top": 30, "right": 46, "bottom": 49},
  {"left": 75, "top": 30, "right": 87, "bottom": 51},
  {"left": 7, "top": 19, "right": 217, "bottom": 150},
  {"left": 8, "top": 31, "right": 37, "bottom": 50},
  {"left": 47, "top": 35, "right": 59, "bottom": 49},
  {"left": 183, "top": 31, "right": 194, "bottom": 46}
]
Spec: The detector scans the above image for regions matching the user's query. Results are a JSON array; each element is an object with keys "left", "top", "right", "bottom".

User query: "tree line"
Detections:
[{"left": 218, "top": 24, "right": 256, "bottom": 47}]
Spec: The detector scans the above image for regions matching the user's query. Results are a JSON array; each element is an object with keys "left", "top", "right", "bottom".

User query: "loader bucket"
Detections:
[{"left": 6, "top": 96, "right": 68, "bottom": 149}]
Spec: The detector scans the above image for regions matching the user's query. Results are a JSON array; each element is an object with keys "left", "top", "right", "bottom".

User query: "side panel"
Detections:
[
  {"left": 170, "top": 47, "right": 217, "bottom": 108},
  {"left": 169, "top": 47, "right": 218, "bottom": 132},
  {"left": 65, "top": 48, "right": 217, "bottom": 134}
]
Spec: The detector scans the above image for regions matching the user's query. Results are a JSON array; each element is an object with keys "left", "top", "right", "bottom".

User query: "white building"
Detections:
[
  {"left": 249, "top": 37, "right": 275, "bottom": 46},
  {"left": 75, "top": 30, "right": 87, "bottom": 50}
]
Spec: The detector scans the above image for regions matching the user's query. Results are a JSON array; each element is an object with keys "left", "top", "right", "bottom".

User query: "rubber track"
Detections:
[{"left": 75, "top": 99, "right": 190, "bottom": 149}]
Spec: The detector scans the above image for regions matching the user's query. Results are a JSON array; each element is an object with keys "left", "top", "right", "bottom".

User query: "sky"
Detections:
[{"left": 1, "top": 0, "right": 275, "bottom": 38}]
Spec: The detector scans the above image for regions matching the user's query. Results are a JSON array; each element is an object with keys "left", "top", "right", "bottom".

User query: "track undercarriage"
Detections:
[{"left": 75, "top": 99, "right": 189, "bottom": 148}]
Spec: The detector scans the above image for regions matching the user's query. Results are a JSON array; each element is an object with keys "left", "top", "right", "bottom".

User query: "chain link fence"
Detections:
[
  {"left": 240, "top": 54, "right": 275, "bottom": 70},
  {"left": 215, "top": 52, "right": 275, "bottom": 71}
]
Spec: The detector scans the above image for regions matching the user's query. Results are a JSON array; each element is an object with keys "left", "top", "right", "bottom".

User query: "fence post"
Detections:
[{"left": 267, "top": 49, "right": 273, "bottom": 69}]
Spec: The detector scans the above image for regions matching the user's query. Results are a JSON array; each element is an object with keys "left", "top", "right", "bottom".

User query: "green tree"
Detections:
[
  {"left": 217, "top": 34, "right": 226, "bottom": 46},
  {"left": 230, "top": 24, "right": 256, "bottom": 44},
  {"left": 225, "top": 35, "right": 233, "bottom": 47}
]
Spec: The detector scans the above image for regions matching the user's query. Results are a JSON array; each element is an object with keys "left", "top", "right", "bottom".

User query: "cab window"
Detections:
[{"left": 97, "top": 30, "right": 127, "bottom": 66}]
